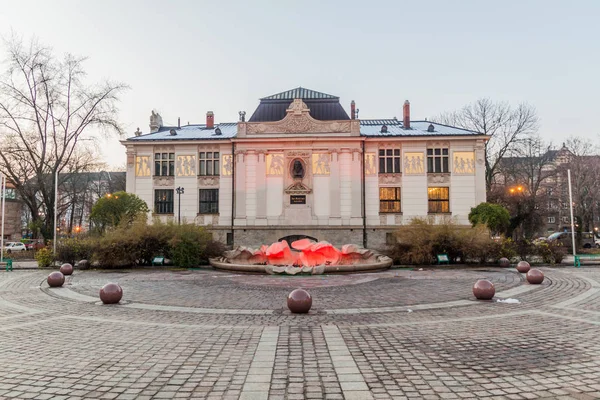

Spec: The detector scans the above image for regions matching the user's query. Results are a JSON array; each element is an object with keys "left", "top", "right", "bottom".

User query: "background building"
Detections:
[
  {"left": 123, "top": 88, "right": 488, "bottom": 249},
  {"left": 1, "top": 181, "right": 23, "bottom": 241}
]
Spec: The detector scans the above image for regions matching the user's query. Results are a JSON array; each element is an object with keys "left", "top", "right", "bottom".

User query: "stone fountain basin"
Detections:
[{"left": 209, "top": 257, "right": 393, "bottom": 274}]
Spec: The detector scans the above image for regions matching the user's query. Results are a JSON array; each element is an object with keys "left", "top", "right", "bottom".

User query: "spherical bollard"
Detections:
[
  {"left": 499, "top": 257, "right": 510, "bottom": 267},
  {"left": 60, "top": 263, "right": 74, "bottom": 276},
  {"left": 47, "top": 271, "right": 65, "bottom": 287},
  {"left": 100, "top": 283, "right": 123, "bottom": 304},
  {"left": 526, "top": 269, "right": 544, "bottom": 284},
  {"left": 516, "top": 261, "right": 531, "bottom": 273},
  {"left": 77, "top": 259, "right": 90, "bottom": 270},
  {"left": 287, "top": 288, "right": 312, "bottom": 314},
  {"left": 473, "top": 279, "right": 495, "bottom": 300}
]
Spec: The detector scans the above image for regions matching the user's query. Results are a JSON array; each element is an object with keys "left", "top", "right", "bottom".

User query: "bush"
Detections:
[
  {"left": 391, "top": 218, "right": 500, "bottom": 265},
  {"left": 535, "top": 241, "right": 567, "bottom": 264},
  {"left": 56, "top": 237, "right": 94, "bottom": 265},
  {"left": 202, "top": 240, "right": 228, "bottom": 263},
  {"left": 35, "top": 247, "right": 55, "bottom": 269},
  {"left": 169, "top": 224, "right": 212, "bottom": 268},
  {"left": 88, "top": 219, "right": 220, "bottom": 268}
]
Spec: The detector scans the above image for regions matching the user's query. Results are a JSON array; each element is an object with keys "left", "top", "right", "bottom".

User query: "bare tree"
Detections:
[
  {"left": 0, "top": 37, "right": 127, "bottom": 240},
  {"left": 435, "top": 98, "right": 539, "bottom": 191},
  {"left": 495, "top": 135, "right": 556, "bottom": 238},
  {"left": 563, "top": 137, "right": 600, "bottom": 232}
]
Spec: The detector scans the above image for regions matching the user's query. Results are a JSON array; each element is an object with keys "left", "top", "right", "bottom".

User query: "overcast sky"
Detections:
[{"left": 1, "top": 0, "right": 598, "bottom": 168}]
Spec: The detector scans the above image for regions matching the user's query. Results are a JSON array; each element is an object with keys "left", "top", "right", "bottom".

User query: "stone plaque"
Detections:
[{"left": 290, "top": 195, "right": 306, "bottom": 205}]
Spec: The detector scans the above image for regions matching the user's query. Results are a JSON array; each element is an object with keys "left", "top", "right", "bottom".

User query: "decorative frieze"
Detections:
[
  {"left": 154, "top": 176, "right": 174, "bottom": 187},
  {"left": 135, "top": 156, "right": 151, "bottom": 177},
  {"left": 452, "top": 152, "right": 475, "bottom": 174},
  {"left": 176, "top": 155, "right": 196, "bottom": 176},
  {"left": 403, "top": 152, "right": 425, "bottom": 174},
  {"left": 312, "top": 153, "right": 330, "bottom": 175},
  {"left": 198, "top": 176, "right": 220, "bottom": 187},
  {"left": 379, "top": 174, "right": 402, "bottom": 185},
  {"left": 266, "top": 153, "right": 284, "bottom": 175},
  {"left": 222, "top": 155, "right": 233, "bottom": 176},
  {"left": 427, "top": 174, "right": 450, "bottom": 184},
  {"left": 365, "top": 153, "right": 377, "bottom": 175}
]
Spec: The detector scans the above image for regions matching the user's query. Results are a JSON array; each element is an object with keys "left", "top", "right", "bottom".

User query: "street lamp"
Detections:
[
  {"left": 176, "top": 187, "right": 184, "bottom": 225},
  {"left": 0, "top": 174, "right": 6, "bottom": 264}
]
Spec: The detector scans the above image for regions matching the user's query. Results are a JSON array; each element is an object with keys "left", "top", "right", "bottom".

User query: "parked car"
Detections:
[
  {"left": 22, "top": 239, "right": 44, "bottom": 251},
  {"left": 546, "top": 231, "right": 595, "bottom": 249},
  {"left": 595, "top": 237, "right": 600, "bottom": 248},
  {"left": 2, "top": 242, "right": 27, "bottom": 253}
]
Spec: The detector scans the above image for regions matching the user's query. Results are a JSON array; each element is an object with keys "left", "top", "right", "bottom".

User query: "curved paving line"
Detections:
[{"left": 43, "top": 279, "right": 540, "bottom": 316}]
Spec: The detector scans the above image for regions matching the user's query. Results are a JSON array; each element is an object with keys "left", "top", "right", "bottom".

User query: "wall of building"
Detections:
[{"left": 1, "top": 200, "right": 22, "bottom": 241}]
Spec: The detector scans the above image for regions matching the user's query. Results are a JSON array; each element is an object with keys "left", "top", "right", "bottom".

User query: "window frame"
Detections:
[
  {"left": 199, "top": 189, "right": 219, "bottom": 214},
  {"left": 379, "top": 187, "right": 401, "bottom": 213},
  {"left": 199, "top": 151, "right": 220, "bottom": 176},
  {"left": 427, "top": 148, "right": 449, "bottom": 173},
  {"left": 154, "top": 189, "right": 174, "bottom": 214},
  {"left": 154, "top": 153, "right": 175, "bottom": 176},
  {"left": 378, "top": 149, "right": 401, "bottom": 174},
  {"left": 428, "top": 187, "right": 450, "bottom": 213}
]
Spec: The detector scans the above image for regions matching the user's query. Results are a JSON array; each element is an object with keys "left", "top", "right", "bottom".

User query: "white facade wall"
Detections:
[{"left": 124, "top": 137, "right": 487, "bottom": 233}]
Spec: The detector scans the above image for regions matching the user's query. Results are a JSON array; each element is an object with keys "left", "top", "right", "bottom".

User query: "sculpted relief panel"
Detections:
[
  {"left": 267, "top": 153, "right": 284, "bottom": 176},
  {"left": 453, "top": 152, "right": 475, "bottom": 174},
  {"left": 176, "top": 155, "right": 196, "bottom": 177},
  {"left": 135, "top": 156, "right": 151, "bottom": 177},
  {"left": 221, "top": 155, "right": 233, "bottom": 176},
  {"left": 403, "top": 152, "right": 425, "bottom": 175},
  {"left": 364, "top": 153, "right": 377, "bottom": 175},
  {"left": 312, "top": 153, "right": 330, "bottom": 175}
]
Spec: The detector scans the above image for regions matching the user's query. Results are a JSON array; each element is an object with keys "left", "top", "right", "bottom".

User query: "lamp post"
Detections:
[
  {"left": 53, "top": 167, "right": 60, "bottom": 256},
  {"left": 176, "top": 187, "right": 184, "bottom": 225}
]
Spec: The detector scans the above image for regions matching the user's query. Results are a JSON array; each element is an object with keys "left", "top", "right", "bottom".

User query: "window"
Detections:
[
  {"left": 226, "top": 232, "right": 233, "bottom": 246},
  {"left": 199, "top": 189, "right": 219, "bottom": 214},
  {"left": 428, "top": 187, "right": 450, "bottom": 213},
  {"left": 378, "top": 149, "right": 401, "bottom": 174},
  {"left": 548, "top": 216, "right": 556, "bottom": 224},
  {"left": 154, "top": 189, "right": 174, "bottom": 214},
  {"left": 154, "top": 153, "right": 175, "bottom": 176},
  {"left": 386, "top": 232, "right": 396, "bottom": 245},
  {"left": 427, "top": 148, "right": 449, "bottom": 173},
  {"left": 379, "top": 187, "right": 401, "bottom": 213},
  {"left": 199, "top": 152, "right": 219, "bottom": 176}
]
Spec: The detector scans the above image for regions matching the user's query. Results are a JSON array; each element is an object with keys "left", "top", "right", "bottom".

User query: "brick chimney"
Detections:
[
  {"left": 403, "top": 100, "right": 410, "bottom": 129},
  {"left": 206, "top": 111, "right": 214, "bottom": 129},
  {"left": 351, "top": 100, "right": 356, "bottom": 120}
]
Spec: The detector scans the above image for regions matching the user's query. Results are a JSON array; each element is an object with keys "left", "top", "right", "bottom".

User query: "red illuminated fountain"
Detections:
[{"left": 210, "top": 239, "right": 392, "bottom": 274}]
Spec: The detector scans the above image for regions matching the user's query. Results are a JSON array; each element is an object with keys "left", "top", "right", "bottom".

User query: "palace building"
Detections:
[{"left": 122, "top": 87, "right": 488, "bottom": 249}]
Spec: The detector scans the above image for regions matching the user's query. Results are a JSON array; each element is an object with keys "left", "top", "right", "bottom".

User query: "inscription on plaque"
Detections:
[{"left": 290, "top": 195, "right": 306, "bottom": 205}]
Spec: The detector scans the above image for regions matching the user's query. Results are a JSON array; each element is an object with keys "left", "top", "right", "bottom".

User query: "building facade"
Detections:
[
  {"left": 122, "top": 88, "right": 488, "bottom": 249},
  {"left": 1, "top": 181, "right": 23, "bottom": 241}
]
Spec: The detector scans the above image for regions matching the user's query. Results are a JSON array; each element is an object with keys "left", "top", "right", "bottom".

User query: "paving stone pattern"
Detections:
[{"left": 0, "top": 266, "right": 600, "bottom": 399}]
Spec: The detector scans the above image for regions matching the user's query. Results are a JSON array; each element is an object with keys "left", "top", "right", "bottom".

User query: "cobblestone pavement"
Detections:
[{"left": 1, "top": 266, "right": 600, "bottom": 399}]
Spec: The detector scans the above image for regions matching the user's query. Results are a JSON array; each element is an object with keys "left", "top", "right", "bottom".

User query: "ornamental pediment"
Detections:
[
  {"left": 284, "top": 181, "right": 312, "bottom": 195},
  {"left": 244, "top": 99, "right": 357, "bottom": 135}
]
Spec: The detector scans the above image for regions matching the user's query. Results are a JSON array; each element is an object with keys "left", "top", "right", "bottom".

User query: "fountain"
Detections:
[{"left": 209, "top": 238, "right": 393, "bottom": 274}]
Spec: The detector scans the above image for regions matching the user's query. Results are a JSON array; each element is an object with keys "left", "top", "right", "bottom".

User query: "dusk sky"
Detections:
[{"left": 1, "top": 0, "right": 598, "bottom": 167}]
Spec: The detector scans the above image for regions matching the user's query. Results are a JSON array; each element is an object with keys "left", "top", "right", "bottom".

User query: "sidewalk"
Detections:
[{"left": 1, "top": 260, "right": 39, "bottom": 270}]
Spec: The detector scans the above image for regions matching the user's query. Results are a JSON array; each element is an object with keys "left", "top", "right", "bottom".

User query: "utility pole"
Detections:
[{"left": 1, "top": 174, "right": 6, "bottom": 263}]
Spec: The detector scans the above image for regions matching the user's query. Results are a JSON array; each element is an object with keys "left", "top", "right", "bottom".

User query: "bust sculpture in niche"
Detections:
[{"left": 292, "top": 159, "right": 305, "bottom": 180}]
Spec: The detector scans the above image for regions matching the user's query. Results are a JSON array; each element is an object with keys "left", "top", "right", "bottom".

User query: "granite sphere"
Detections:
[
  {"left": 59, "top": 263, "right": 73, "bottom": 276},
  {"left": 526, "top": 269, "right": 544, "bottom": 284},
  {"left": 516, "top": 261, "right": 531, "bottom": 273},
  {"left": 499, "top": 257, "right": 510, "bottom": 267},
  {"left": 473, "top": 279, "right": 495, "bottom": 300},
  {"left": 47, "top": 271, "right": 65, "bottom": 287},
  {"left": 77, "top": 259, "right": 90, "bottom": 270},
  {"left": 287, "top": 289, "right": 312, "bottom": 314},
  {"left": 100, "top": 283, "right": 123, "bottom": 304}
]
